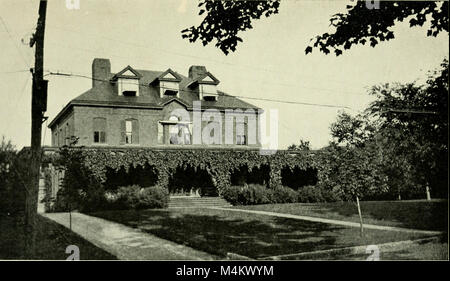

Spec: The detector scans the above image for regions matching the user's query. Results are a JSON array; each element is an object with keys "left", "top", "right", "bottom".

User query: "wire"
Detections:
[
  {"left": 0, "top": 70, "right": 29, "bottom": 74},
  {"left": 0, "top": 15, "right": 30, "bottom": 68},
  {"left": 46, "top": 71, "right": 354, "bottom": 110},
  {"left": 382, "top": 109, "right": 442, "bottom": 115},
  {"left": 46, "top": 24, "right": 363, "bottom": 89}
]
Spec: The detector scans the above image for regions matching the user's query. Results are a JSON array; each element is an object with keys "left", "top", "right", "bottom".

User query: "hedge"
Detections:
[{"left": 46, "top": 147, "right": 323, "bottom": 197}]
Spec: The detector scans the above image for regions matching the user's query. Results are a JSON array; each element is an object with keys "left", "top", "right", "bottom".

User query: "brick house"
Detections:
[{"left": 48, "top": 58, "right": 262, "bottom": 148}]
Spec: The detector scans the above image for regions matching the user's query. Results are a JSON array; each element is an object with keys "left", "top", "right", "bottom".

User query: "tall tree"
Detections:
[
  {"left": 182, "top": 0, "right": 448, "bottom": 55},
  {"left": 367, "top": 59, "right": 449, "bottom": 199}
]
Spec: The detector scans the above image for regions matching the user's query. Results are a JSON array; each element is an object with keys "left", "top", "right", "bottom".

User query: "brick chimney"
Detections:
[
  {"left": 92, "top": 58, "right": 111, "bottom": 88},
  {"left": 188, "top": 65, "right": 207, "bottom": 81}
]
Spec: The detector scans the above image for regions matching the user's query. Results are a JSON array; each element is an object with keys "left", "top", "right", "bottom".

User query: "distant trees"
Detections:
[{"left": 0, "top": 137, "right": 27, "bottom": 216}]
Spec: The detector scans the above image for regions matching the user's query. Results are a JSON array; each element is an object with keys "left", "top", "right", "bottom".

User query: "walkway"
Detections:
[
  {"left": 209, "top": 207, "right": 443, "bottom": 236},
  {"left": 42, "top": 212, "right": 217, "bottom": 260}
]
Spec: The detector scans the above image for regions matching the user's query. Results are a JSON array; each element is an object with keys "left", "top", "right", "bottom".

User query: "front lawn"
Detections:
[
  {"left": 92, "top": 208, "right": 429, "bottom": 259},
  {"left": 235, "top": 200, "right": 448, "bottom": 232},
  {"left": 0, "top": 214, "right": 117, "bottom": 260}
]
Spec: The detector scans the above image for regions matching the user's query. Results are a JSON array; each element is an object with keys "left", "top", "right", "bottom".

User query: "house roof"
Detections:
[{"left": 49, "top": 67, "right": 260, "bottom": 129}]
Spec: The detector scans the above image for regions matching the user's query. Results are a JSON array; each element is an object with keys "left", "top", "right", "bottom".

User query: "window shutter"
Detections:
[
  {"left": 132, "top": 119, "right": 139, "bottom": 144},
  {"left": 120, "top": 120, "right": 126, "bottom": 144}
]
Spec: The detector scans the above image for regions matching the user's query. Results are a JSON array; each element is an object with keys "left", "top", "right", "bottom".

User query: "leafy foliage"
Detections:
[
  {"left": 287, "top": 139, "right": 311, "bottom": 151},
  {"left": 296, "top": 185, "right": 342, "bottom": 203},
  {"left": 181, "top": 0, "right": 280, "bottom": 54},
  {"left": 0, "top": 137, "right": 28, "bottom": 215},
  {"left": 328, "top": 60, "right": 448, "bottom": 199},
  {"left": 366, "top": 59, "right": 449, "bottom": 198},
  {"left": 108, "top": 185, "right": 169, "bottom": 210},
  {"left": 182, "top": 1, "right": 448, "bottom": 55},
  {"left": 307, "top": 1, "right": 449, "bottom": 55}
]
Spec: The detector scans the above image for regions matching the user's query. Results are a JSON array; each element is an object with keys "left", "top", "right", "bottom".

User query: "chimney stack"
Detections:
[
  {"left": 188, "top": 65, "right": 207, "bottom": 81},
  {"left": 92, "top": 58, "right": 111, "bottom": 88}
]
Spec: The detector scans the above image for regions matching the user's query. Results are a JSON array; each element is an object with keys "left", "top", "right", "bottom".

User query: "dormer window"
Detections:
[
  {"left": 118, "top": 78, "right": 139, "bottom": 96},
  {"left": 186, "top": 69, "right": 220, "bottom": 102},
  {"left": 111, "top": 65, "right": 142, "bottom": 97},
  {"left": 200, "top": 84, "right": 218, "bottom": 101},
  {"left": 150, "top": 69, "right": 182, "bottom": 98}
]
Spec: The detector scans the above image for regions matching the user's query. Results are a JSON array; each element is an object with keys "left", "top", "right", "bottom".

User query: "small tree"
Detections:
[
  {"left": 332, "top": 146, "right": 387, "bottom": 236},
  {"left": 287, "top": 139, "right": 311, "bottom": 151}
]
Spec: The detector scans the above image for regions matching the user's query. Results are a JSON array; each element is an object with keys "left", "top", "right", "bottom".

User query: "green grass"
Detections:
[
  {"left": 235, "top": 200, "right": 448, "bottom": 231},
  {"left": 0, "top": 214, "right": 117, "bottom": 260},
  {"left": 92, "top": 208, "right": 429, "bottom": 259}
]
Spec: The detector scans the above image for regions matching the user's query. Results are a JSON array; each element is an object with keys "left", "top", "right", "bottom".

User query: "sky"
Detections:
[{"left": 0, "top": 0, "right": 448, "bottom": 150}]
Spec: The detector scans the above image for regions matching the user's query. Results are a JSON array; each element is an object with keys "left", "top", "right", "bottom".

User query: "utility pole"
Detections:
[{"left": 26, "top": 0, "right": 47, "bottom": 257}]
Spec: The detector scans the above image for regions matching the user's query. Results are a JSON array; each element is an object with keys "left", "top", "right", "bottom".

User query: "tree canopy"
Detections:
[
  {"left": 182, "top": 0, "right": 448, "bottom": 55},
  {"left": 328, "top": 60, "right": 448, "bottom": 199}
]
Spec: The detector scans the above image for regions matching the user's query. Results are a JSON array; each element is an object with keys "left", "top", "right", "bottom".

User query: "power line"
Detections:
[
  {"left": 0, "top": 70, "right": 29, "bottom": 74},
  {"left": 46, "top": 71, "right": 354, "bottom": 110},
  {"left": 45, "top": 24, "right": 365, "bottom": 91},
  {"left": 0, "top": 15, "right": 30, "bottom": 67},
  {"left": 382, "top": 109, "right": 442, "bottom": 115}
]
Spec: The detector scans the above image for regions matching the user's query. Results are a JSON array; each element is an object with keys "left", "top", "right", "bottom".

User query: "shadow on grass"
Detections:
[
  {"left": 92, "top": 208, "right": 423, "bottom": 259},
  {"left": 241, "top": 200, "right": 448, "bottom": 232},
  {"left": 0, "top": 213, "right": 117, "bottom": 260}
]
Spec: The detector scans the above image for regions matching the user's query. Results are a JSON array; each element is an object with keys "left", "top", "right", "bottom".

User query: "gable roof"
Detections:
[
  {"left": 49, "top": 66, "right": 260, "bottom": 129},
  {"left": 150, "top": 68, "right": 182, "bottom": 84},
  {"left": 186, "top": 72, "right": 220, "bottom": 88},
  {"left": 111, "top": 65, "right": 142, "bottom": 80}
]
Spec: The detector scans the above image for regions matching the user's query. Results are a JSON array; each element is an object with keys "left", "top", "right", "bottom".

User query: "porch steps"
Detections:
[{"left": 168, "top": 196, "right": 232, "bottom": 209}]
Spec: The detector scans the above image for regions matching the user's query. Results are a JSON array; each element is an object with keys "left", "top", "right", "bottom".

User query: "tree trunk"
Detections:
[{"left": 356, "top": 196, "right": 364, "bottom": 237}]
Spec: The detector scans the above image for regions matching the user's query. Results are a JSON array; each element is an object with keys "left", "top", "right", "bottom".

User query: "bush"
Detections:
[
  {"left": 297, "top": 185, "right": 324, "bottom": 203},
  {"left": 222, "top": 184, "right": 272, "bottom": 205},
  {"left": 136, "top": 186, "right": 169, "bottom": 209},
  {"left": 222, "top": 184, "right": 299, "bottom": 205},
  {"left": 221, "top": 185, "right": 241, "bottom": 205},
  {"left": 110, "top": 185, "right": 169, "bottom": 210},
  {"left": 271, "top": 186, "right": 298, "bottom": 203},
  {"left": 241, "top": 184, "right": 272, "bottom": 205},
  {"left": 296, "top": 185, "right": 343, "bottom": 203}
]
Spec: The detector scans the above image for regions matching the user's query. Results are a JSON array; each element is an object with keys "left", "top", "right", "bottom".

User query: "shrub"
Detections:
[
  {"left": 241, "top": 184, "right": 272, "bottom": 205},
  {"left": 271, "top": 186, "right": 298, "bottom": 203},
  {"left": 297, "top": 185, "right": 324, "bottom": 203},
  {"left": 320, "top": 186, "right": 344, "bottom": 202},
  {"left": 136, "top": 186, "right": 169, "bottom": 209},
  {"left": 296, "top": 185, "right": 342, "bottom": 203},
  {"left": 111, "top": 185, "right": 168, "bottom": 210},
  {"left": 222, "top": 184, "right": 299, "bottom": 205},
  {"left": 222, "top": 184, "right": 272, "bottom": 205},
  {"left": 221, "top": 185, "right": 241, "bottom": 205}
]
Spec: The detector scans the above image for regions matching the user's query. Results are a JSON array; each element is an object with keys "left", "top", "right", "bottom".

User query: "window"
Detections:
[
  {"left": 121, "top": 119, "right": 139, "bottom": 145},
  {"left": 168, "top": 116, "right": 191, "bottom": 145},
  {"left": 118, "top": 78, "right": 139, "bottom": 96},
  {"left": 58, "top": 128, "right": 63, "bottom": 146},
  {"left": 93, "top": 118, "right": 106, "bottom": 144},
  {"left": 236, "top": 122, "right": 247, "bottom": 145},
  {"left": 64, "top": 124, "right": 69, "bottom": 145},
  {"left": 160, "top": 80, "right": 179, "bottom": 97},
  {"left": 236, "top": 135, "right": 246, "bottom": 145},
  {"left": 158, "top": 122, "right": 164, "bottom": 144},
  {"left": 200, "top": 84, "right": 217, "bottom": 101},
  {"left": 125, "top": 120, "right": 132, "bottom": 144}
]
